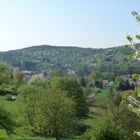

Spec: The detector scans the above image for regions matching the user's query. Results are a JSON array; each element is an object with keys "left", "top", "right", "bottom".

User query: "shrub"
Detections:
[{"left": 95, "top": 121, "right": 124, "bottom": 140}]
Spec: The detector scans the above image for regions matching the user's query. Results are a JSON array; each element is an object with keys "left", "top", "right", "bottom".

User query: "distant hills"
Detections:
[{"left": 0, "top": 44, "right": 139, "bottom": 76}]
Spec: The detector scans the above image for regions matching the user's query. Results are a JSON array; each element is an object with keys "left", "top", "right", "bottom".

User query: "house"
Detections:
[
  {"left": 136, "top": 80, "right": 140, "bottom": 86},
  {"left": 121, "top": 75, "right": 130, "bottom": 81},
  {"left": 67, "top": 68, "right": 76, "bottom": 75},
  {"left": 67, "top": 70, "right": 76, "bottom": 75},
  {"left": 65, "top": 64, "right": 72, "bottom": 68},
  {"left": 22, "top": 70, "right": 34, "bottom": 82},
  {"left": 102, "top": 80, "right": 109, "bottom": 87},
  {"left": 28, "top": 73, "right": 48, "bottom": 83}
]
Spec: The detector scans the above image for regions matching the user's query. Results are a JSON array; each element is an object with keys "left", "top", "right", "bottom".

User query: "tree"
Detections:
[
  {"left": 49, "top": 70, "right": 63, "bottom": 78},
  {"left": 33, "top": 89, "right": 77, "bottom": 140},
  {"left": 106, "top": 88, "right": 140, "bottom": 140},
  {"left": 75, "top": 63, "right": 90, "bottom": 76},
  {"left": 0, "top": 62, "right": 12, "bottom": 88},
  {"left": 17, "top": 84, "right": 45, "bottom": 129},
  {"left": 79, "top": 77, "right": 86, "bottom": 87},
  {"left": 0, "top": 62, "right": 16, "bottom": 134},
  {"left": 115, "top": 77, "right": 134, "bottom": 91},
  {"left": 18, "top": 85, "right": 77, "bottom": 139},
  {"left": 0, "top": 106, "right": 15, "bottom": 135},
  {"left": 95, "top": 120, "right": 123, "bottom": 140},
  {"left": 115, "top": 76, "right": 123, "bottom": 90},
  {"left": 51, "top": 77, "right": 88, "bottom": 117},
  {"left": 89, "top": 71, "right": 101, "bottom": 84},
  {"left": 117, "top": 100, "right": 140, "bottom": 140},
  {"left": 12, "top": 68, "right": 24, "bottom": 89},
  {"left": 132, "top": 73, "right": 139, "bottom": 81},
  {"left": 95, "top": 80, "right": 103, "bottom": 88},
  {"left": 106, "top": 87, "right": 121, "bottom": 125},
  {"left": 101, "top": 72, "right": 115, "bottom": 81},
  {"left": 18, "top": 84, "right": 44, "bottom": 102},
  {"left": 125, "top": 11, "right": 140, "bottom": 137}
]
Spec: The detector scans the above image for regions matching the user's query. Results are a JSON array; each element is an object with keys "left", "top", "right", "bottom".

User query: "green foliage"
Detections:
[
  {"left": 101, "top": 72, "right": 115, "bottom": 81},
  {"left": 89, "top": 71, "right": 101, "bottom": 81},
  {"left": 51, "top": 77, "right": 88, "bottom": 117},
  {"left": 17, "top": 83, "right": 80, "bottom": 139},
  {"left": 79, "top": 77, "right": 86, "bottom": 87},
  {"left": 0, "top": 106, "right": 16, "bottom": 135},
  {"left": 125, "top": 10, "right": 140, "bottom": 138},
  {"left": 12, "top": 68, "right": 24, "bottom": 87},
  {"left": 116, "top": 92, "right": 140, "bottom": 140},
  {"left": 136, "top": 34, "right": 140, "bottom": 40},
  {"left": 49, "top": 70, "right": 63, "bottom": 78},
  {"left": 0, "top": 45, "right": 138, "bottom": 76},
  {"left": 115, "top": 77, "right": 134, "bottom": 91},
  {"left": 17, "top": 84, "right": 45, "bottom": 103},
  {"left": 95, "top": 120, "right": 123, "bottom": 140},
  {"left": 33, "top": 89, "right": 77, "bottom": 140},
  {"left": 132, "top": 73, "right": 139, "bottom": 80},
  {"left": 95, "top": 80, "right": 103, "bottom": 89},
  {"left": 17, "top": 84, "right": 46, "bottom": 132},
  {"left": 132, "top": 11, "right": 140, "bottom": 22},
  {"left": 106, "top": 88, "right": 140, "bottom": 140},
  {"left": 0, "top": 61, "right": 12, "bottom": 86},
  {"left": 127, "top": 35, "right": 133, "bottom": 43}
]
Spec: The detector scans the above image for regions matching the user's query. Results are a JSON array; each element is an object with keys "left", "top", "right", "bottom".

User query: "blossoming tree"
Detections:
[{"left": 125, "top": 11, "right": 140, "bottom": 137}]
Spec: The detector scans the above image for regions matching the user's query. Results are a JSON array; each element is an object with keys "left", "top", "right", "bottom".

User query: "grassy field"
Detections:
[
  {"left": 0, "top": 96, "right": 53, "bottom": 140},
  {"left": 0, "top": 129, "right": 53, "bottom": 140},
  {"left": 0, "top": 88, "right": 109, "bottom": 140},
  {"left": 81, "top": 88, "right": 109, "bottom": 139}
]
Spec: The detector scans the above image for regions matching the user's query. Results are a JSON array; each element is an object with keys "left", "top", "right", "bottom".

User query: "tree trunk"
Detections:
[
  {"left": 55, "top": 128, "right": 61, "bottom": 140},
  {"left": 56, "top": 135, "right": 60, "bottom": 140}
]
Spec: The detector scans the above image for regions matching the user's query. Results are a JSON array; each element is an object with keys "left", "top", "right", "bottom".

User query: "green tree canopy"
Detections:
[
  {"left": 51, "top": 77, "right": 88, "bottom": 117},
  {"left": 32, "top": 89, "right": 77, "bottom": 140}
]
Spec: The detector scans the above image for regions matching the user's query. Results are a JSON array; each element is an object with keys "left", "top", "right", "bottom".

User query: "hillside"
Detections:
[{"left": 0, "top": 45, "right": 139, "bottom": 76}]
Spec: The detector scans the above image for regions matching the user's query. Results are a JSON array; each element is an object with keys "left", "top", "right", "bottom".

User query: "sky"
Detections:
[{"left": 0, "top": 0, "right": 140, "bottom": 51}]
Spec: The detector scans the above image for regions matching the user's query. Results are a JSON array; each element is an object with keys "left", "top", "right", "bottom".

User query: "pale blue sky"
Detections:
[{"left": 0, "top": 0, "right": 140, "bottom": 51}]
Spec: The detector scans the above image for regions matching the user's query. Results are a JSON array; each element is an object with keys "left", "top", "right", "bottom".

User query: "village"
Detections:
[{"left": 21, "top": 70, "right": 140, "bottom": 88}]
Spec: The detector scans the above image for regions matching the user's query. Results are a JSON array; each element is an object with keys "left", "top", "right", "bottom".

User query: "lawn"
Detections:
[
  {"left": 0, "top": 88, "right": 109, "bottom": 140},
  {"left": 0, "top": 129, "right": 53, "bottom": 140},
  {"left": 0, "top": 96, "right": 54, "bottom": 140},
  {"left": 82, "top": 87, "right": 109, "bottom": 139},
  {"left": 0, "top": 96, "right": 81, "bottom": 140}
]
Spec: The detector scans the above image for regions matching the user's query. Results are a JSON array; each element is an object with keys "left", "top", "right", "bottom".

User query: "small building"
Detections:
[
  {"left": 28, "top": 73, "right": 48, "bottom": 83},
  {"left": 121, "top": 75, "right": 130, "bottom": 81},
  {"left": 136, "top": 80, "right": 140, "bottom": 86},
  {"left": 67, "top": 70, "right": 76, "bottom": 75},
  {"left": 22, "top": 70, "right": 33, "bottom": 82},
  {"left": 102, "top": 80, "right": 109, "bottom": 87},
  {"left": 22, "top": 70, "right": 32, "bottom": 75},
  {"left": 67, "top": 68, "right": 76, "bottom": 75}
]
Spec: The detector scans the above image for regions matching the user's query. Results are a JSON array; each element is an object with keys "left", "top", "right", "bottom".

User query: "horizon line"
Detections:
[{"left": 1, "top": 44, "right": 125, "bottom": 52}]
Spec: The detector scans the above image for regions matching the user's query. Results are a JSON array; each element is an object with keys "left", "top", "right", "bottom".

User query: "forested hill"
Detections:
[{"left": 0, "top": 44, "right": 139, "bottom": 76}]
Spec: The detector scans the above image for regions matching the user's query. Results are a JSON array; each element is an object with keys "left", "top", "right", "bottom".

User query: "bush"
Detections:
[
  {"left": 76, "top": 123, "right": 89, "bottom": 135},
  {"left": 95, "top": 121, "right": 124, "bottom": 140},
  {"left": 81, "top": 128, "right": 95, "bottom": 140}
]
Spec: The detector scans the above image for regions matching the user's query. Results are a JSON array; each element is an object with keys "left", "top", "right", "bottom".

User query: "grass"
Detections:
[
  {"left": 0, "top": 96, "right": 81, "bottom": 140},
  {"left": 0, "top": 96, "right": 52, "bottom": 140},
  {"left": 88, "top": 88, "right": 109, "bottom": 111},
  {"left": 82, "top": 87, "right": 109, "bottom": 139},
  {"left": 0, "top": 87, "right": 109, "bottom": 140},
  {"left": 0, "top": 129, "right": 54, "bottom": 140}
]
